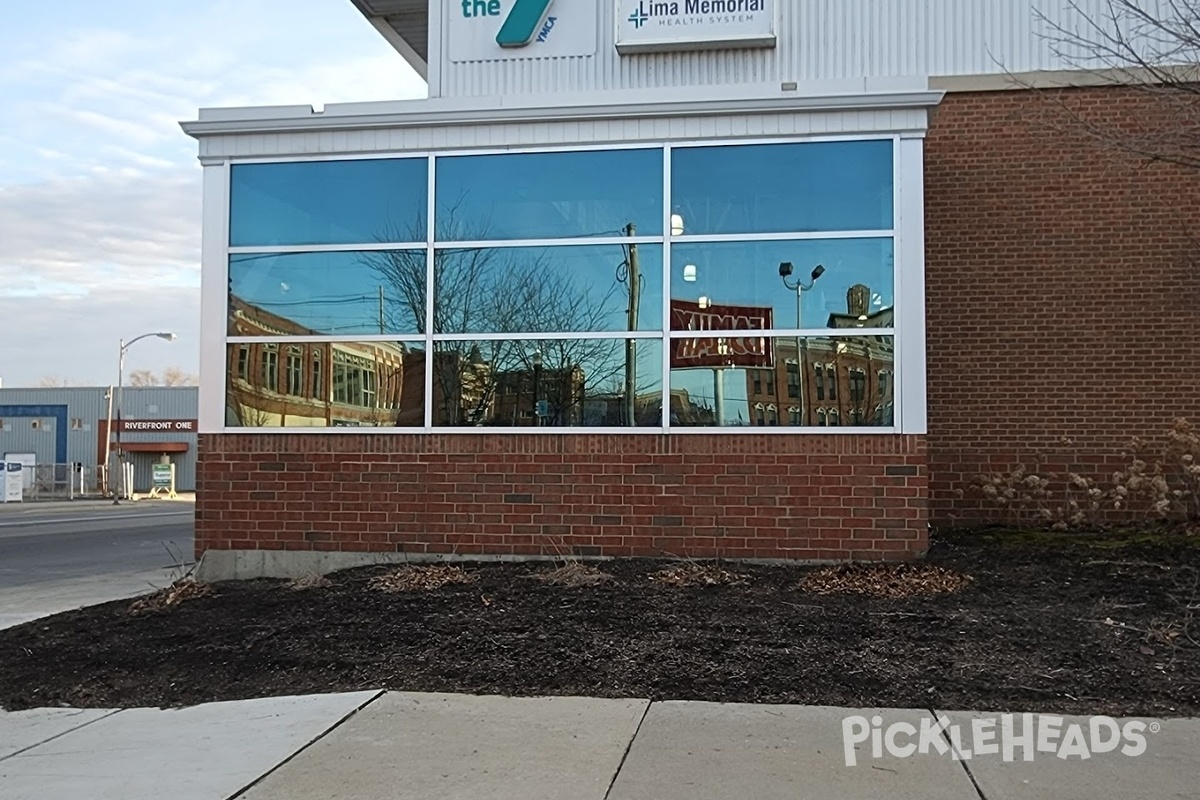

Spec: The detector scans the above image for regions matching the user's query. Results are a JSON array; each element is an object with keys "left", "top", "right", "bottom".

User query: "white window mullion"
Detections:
[{"left": 895, "top": 134, "right": 928, "bottom": 436}]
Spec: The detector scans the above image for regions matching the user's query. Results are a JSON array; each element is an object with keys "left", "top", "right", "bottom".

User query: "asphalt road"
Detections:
[{"left": 0, "top": 503, "right": 195, "bottom": 591}]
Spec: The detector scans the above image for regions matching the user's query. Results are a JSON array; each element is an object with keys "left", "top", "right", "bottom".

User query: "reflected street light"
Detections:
[
  {"left": 779, "top": 263, "right": 824, "bottom": 427},
  {"left": 110, "top": 331, "right": 177, "bottom": 504},
  {"left": 531, "top": 349, "right": 543, "bottom": 427}
]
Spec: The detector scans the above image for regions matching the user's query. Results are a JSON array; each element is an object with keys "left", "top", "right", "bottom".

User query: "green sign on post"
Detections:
[{"left": 149, "top": 463, "right": 176, "bottom": 499}]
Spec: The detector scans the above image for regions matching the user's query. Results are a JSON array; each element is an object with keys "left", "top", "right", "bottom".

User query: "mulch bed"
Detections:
[{"left": 2, "top": 531, "right": 1200, "bottom": 715}]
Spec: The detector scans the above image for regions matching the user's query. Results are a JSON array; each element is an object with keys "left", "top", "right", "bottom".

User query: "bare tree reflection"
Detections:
[{"left": 359, "top": 215, "right": 645, "bottom": 427}]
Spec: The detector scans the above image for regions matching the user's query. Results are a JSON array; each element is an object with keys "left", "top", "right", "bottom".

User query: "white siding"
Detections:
[
  {"left": 195, "top": 106, "right": 931, "bottom": 160},
  {"left": 436, "top": 0, "right": 1134, "bottom": 98}
]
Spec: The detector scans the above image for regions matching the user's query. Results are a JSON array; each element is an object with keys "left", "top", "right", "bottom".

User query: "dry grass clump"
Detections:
[
  {"left": 286, "top": 573, "right": 333, "bottom": 591},
  {"left": 531, "top": 562, "right": 614, "bottom": 587},
  {"left": 128, "top": 579, "right": 215, "bottom": 614},
  {"left": 651, "top": 562, "right": 749, "bottom": 587},
  {"left": 368, "top": 565, "right": 478, "bottom": 593},
  {"left": 799, "top": 563, "right": 972, "bottom": 598}
]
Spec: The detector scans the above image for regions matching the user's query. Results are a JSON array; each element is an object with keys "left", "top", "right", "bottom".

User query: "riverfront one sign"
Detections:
[{"left": 616, "top": 0, "right": 776, "bottom": 53}]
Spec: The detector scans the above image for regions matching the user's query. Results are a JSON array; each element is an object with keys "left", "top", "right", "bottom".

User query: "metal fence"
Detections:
[{"left": 9, "top": 464, "right": 111, "bottom": 501}]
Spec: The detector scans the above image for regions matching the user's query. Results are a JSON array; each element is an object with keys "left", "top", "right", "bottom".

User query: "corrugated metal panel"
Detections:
[
  {"left": 196, "top": 106, "right": 931, "bottom": 159},
  {"left": 438, "top": 0, "right": 1134, "bottom": 98},
  {"left": 0, "top": 387, "right": 198, "bottom": 490}
]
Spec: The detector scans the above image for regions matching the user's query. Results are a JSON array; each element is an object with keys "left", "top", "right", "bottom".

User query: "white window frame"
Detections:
[{"left": 204, "top": 133, "right": 926, "bottom": 435}]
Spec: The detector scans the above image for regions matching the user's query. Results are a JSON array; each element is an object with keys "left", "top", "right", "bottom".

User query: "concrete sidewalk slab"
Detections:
[
  {"left": 242, "top": 692, "right": 650, "bottom": 800},
  {"left": 607, "top": 702, "right": 978, "bottom": 800},
  {"left": 0, "top": 691, "right": 379, "bottom": 800},
  {"left": 941, "top": 711, "right": 1195, "bottom": 800},
  {"left": 0, "top": 570, "right": 164, "bottom": 630},
  {"left": 0, "top": 708, "right": 117, "bottom": 760}
]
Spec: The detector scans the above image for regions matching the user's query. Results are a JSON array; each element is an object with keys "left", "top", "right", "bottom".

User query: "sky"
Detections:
[{"left": 0, "top": 0, "right": 426, "bottom": 387}]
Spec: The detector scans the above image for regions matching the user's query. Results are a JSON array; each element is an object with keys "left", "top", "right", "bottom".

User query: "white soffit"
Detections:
[{"left": 349, "top": 0, "right": 429, "bottom": 79}]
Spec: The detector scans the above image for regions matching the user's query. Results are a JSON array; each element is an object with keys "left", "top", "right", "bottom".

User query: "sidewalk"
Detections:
[
  {"left": 0, "top": 494, "right": 195, "bottom": 514},
  {"left": 2, "top": 690, "right": 1196, "bottom": 800}
]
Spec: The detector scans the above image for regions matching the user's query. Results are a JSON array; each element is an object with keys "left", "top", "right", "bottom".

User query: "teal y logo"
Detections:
[{"left": 494, "top": 0, "right": 556, "bottom": 48}]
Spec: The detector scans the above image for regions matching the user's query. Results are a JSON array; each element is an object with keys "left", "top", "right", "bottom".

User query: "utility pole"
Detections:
[
  {"left": 624, "top": 223, "right": 640, "bottom": 427},
  {"left": 378, "top": 285, "right": 385, "bottom": 334}
]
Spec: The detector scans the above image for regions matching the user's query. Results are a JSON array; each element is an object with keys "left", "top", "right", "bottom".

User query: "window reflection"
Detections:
[
  {"left": 229, "top": 251, "right": 426, "bottom": 336},
  {"left": 431, "top": 339, "right": 664, "bottom": 428},
  {"left": 230, "top": 159, "right": 427, "bottom": 247},
  {"left": 433, "top": 245, "right": 663, "bottom": 334},
  {"left": 435, "top": 149, "right": 664, "bottom": 240},
  {"left": 671, "top": 141, "right": 893, "bottom": 235},
  {"left": 669, "top": 239, "right": 893, "bottom": 331},
  {"left": 670, "top": 335, "right": 895, "bottom": 428},
  {"left": 226, "top": 342, "right": 425, "bottom": 428}
]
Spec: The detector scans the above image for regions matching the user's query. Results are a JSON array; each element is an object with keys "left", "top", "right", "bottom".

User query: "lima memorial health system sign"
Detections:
[
  {"left": 448, "top": 0, "right": 598, "bottom": 62},
  {"left": 617, "top": 0, "right": 776, "bottom": 53}
]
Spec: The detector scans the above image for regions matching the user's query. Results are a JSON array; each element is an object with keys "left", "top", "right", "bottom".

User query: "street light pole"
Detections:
[
  {"left": 112, "top": 331, "right": 177, "bottom": 504},
  {"left": 779, "top": 263, "right": 825, "bottom": 427},
  {"left": 532, "top": 350, "right": 542, "bottom": 427}
]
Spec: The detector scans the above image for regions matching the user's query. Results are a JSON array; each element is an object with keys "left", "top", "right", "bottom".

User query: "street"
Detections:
[{"left": 0, "top": 502, "right": 194, "bottom": 629}]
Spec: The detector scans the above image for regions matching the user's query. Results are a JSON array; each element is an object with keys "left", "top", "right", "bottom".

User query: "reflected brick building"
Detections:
[{"left": 745, "top": 285, "right": 895, "bottom": 427}]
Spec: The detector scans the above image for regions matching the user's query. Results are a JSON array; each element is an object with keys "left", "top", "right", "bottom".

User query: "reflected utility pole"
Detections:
[{"left": 624, "top": 223, "right": 640, "bottom": 427}]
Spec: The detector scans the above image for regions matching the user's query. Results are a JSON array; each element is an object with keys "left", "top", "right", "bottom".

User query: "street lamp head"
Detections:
[
  {"left": 811, "top": 264, "right": 825, "bottom": 281},
  {"left": 532, "top": 350, "right": 542, "bottom": 368},
  {"left": 778, "top": 261, "right": 794, "bottom": 278},
  {"left": 157, "top": 332, "right": 177, "bottom": 342}
]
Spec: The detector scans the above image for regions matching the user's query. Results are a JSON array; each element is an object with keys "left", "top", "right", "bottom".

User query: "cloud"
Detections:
[
  {"left": 0, "top": 286, "right": 200, "bottom": 387},
  {"left": 0, "top": 167, "right": 200, "bottom": 292},
  {"left": 0, "top": 0, "right": 427, "bottom": 386}
]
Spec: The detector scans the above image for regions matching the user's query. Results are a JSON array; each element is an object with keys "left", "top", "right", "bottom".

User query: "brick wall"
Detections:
[
  {"left": 195, "top": 434, "right": 927, "bottom": 562},
  {"left": 926, "top": 87, "right": 1200, "bottom": 524}
]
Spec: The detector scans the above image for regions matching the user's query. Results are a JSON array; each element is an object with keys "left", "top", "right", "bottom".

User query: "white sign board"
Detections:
[
  {"left": 3, "top": 462, "right": 22, "bottom": 503},
  {"left": 448, "top": 0, "right": 598, "bottom": 63},
  {"left": 616, "top": 0, "right": 776, "bottom": 53}
]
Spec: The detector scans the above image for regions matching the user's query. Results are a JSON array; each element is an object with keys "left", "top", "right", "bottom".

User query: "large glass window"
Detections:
[
  {"left": 433, "top": 244, "right": 663, "bottom": 334},
  {"left": 430, "top": 339, "right": 663, "bottom": 428},
  {"left": 223, "top": 139, "right": 900, "bottom": 431},
  {"left": 671, "top": 141, "right": 893, "bottom": 235},
  {"left": 229, "top": 251, "right": 426, "bottom": 336},
  {"left": 669, "top": 238, "right": 894, "bottom": 330},
  {"left": 436, "top": 149, "right": 664, "bottom": 241},
  {"left": 226, "top": 341, "right": 423, "bottom": 427},
  {"left": 230, "top": 158, "right": 427, "bottom": 247},
  {"left": 669, "top": 336, "right": 895, "bottom": 428}
]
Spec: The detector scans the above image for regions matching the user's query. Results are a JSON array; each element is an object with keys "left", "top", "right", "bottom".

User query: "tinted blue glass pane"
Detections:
[
  {"left": 670, "top": 336, "right": 895, "bottom": 427},
  {"left": 669, "top": 238, "right": 893, "bottom": 331},
  {"left": 230, "top": 159, "right": 427, "bottom": 246},
  {"left": 671, "top": 141, "right": 894, "bottom": 234},
  {"left": 432, "top": 339, "right": 663, "bottom": 428},
  {"left": 434, "top": 245, "right": 663, "bottom": 334},
  {"left": 229, "top": 251, "right": 426, "bottom": 336},
  {"left": 226, "top": 341, "right": 426, "bottom": 427},
  {"left": 435, "top": 149, "right": 664, "bottom": 240}
]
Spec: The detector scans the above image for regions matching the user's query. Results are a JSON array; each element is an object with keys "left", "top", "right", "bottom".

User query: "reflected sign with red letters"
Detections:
[{"left": 670, "top": 299, "right": 774, "bottom": 369}]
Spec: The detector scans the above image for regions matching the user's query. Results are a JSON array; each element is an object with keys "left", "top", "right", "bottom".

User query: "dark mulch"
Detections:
[{"left": 2, "top": 531, "right": 1200, "bottom": 715}]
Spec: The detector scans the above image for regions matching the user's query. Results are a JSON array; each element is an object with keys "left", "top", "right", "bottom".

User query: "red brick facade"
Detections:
[
  {"left": 196, "top": 85, "right": 1199, "bottom": 564},
  {"left": 926, "top": 87, "right": 1200, "bottom": 524},
  {"left": 195, "top": 433, "right": 927, "bottom": 561}
]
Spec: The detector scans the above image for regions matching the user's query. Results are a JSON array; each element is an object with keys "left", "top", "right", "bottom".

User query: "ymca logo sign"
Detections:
[
  {"left": 449, "top": 0, "right": 595, "bottom": 62},
  {"left": 458, "top": 0, "right": 557, "bottom": 48}
]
